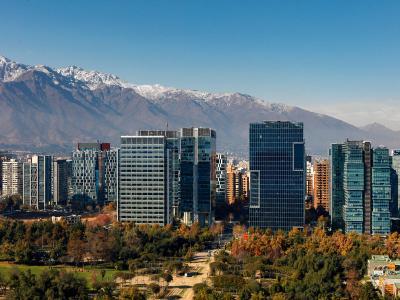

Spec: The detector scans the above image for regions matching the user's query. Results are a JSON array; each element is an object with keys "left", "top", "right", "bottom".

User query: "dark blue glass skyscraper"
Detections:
[
  {"left": 249, "top": 121, "right": 305, "bottom": 231},
  {"left": 180, "top": 128, "right": 216, "bottom": 226},
  {"left": 330, "top": 143, "right": 345, "bottom": 230},
  {"left": 343, "top": 141, "right": 365, "bottom": 233},
  {"left": 372, "top": 147, "right": 391, "bottom": 235}
]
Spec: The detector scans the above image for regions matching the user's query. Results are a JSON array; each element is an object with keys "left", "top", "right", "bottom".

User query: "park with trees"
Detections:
[
  {"left": 193, "top": 225, "right": 400, "bottom": 300},
  {"left": 0, "top": 215, "right": 218, "bottom": 299}
]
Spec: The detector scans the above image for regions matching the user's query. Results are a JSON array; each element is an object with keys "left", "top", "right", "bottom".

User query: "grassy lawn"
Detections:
[{"left": 0, "top": 262, "right": 128, "bottom": 288}]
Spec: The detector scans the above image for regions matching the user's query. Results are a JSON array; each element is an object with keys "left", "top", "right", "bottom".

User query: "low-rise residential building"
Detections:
[{"left": 368, "top": 255, "right": 400, "bottom": 297}]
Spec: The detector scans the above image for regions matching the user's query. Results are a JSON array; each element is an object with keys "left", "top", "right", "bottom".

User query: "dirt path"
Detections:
[
  {"left": 178, "top": 251, "right": 213, "bottom": 300},
  {"left": 128, "top": 250, "right": 214, "bottom": 299}
]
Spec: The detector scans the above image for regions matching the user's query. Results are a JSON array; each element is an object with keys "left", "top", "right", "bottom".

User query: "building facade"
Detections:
[
  {"left": 372, "top": 147, "right": 391, "bottom": 235},
  {"left": 23, "top": 155, "right": 53, "bottom": 210},
  {"left": 2, "top": 159, "right": 22, "bottom": 197},
  {"left": 137, "top": 130, "right": 181, "bottom": 217},
  {"left": 226, "top": 163, "right": 236, "bottom": 205},
  {"left": 72, "top": 142, "right": 117, "bottom": 204},
  {"left": 331, "top": 140, "right": 391, "bottom": 235},
  {"left": 180, "top": 127, "right": 216, "bottom": 226},
  {"left": 306, "top": 158, "right": 314, "bottom": 209},
  {"left": 118, "top": 134, "right": 173, "bottom": 225},
  {"left": 216, "top": 153, "right": 227, "bottom": 207},
  {"left": 313, "top": 159, "right": 330, "bottom": 211},
  {"left": 343, "top": 141, "right": 365, "bottom": 234},
  {"left": 330, "top": 143, "right": 345, "bottom": 230},
  {"left": 392, "top": 150, "right": 400, "bottom": 217},
  {"left": 249, "top": 121, "right": 305, "bottom": 231},
  {"left": 104, "top": 149, "right": 119, "bottom": 204},
  {"left": 53, "top": 159, "right": 69, "bottom": 206}
]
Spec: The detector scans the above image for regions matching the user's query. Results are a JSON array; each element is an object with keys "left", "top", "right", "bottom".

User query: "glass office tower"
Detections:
[
  {"left": 248, "top": 121, "right": 305, "bottom": 231},
  {"left": 343, "top": 141, "right": 365, "bottom": 234},
  {"left": 372, "top": 147, "right": 391, "bottom": 235},
  {"left": 118, "top": 134, "right": 172, "bottom": 225},
  {"left": 53, "top": 159, "right": 69, "bottom": 206},
  {"left": 180, "top": 128, "right": 216, "bottom": 226},
  {"left": 330, "top": 143, "right": 345, "bottom": 230},
  {"left": 392, "top": 150, "right": 400, "bottom": 216}
]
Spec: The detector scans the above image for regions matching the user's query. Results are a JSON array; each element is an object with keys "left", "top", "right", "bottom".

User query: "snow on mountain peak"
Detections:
[
  {"left": 0, "top": 55, "right": 31, "bottom": 81},
  {"left": 57, "top": 66, "right": 130, "bottom": 90},
  {"left": 0, "top": 54, "right": 294, "bottom": 112},
  {"left": 0, "top": 56, "right": 11, "bottom": 64}
]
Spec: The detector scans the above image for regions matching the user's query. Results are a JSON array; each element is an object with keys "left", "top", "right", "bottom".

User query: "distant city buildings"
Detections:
[
  {"left": 2, "top": 119, "right": 400, "bottom": 235},
  {"left": 249, "top": 121, "right": 305, "bottom": 231}
]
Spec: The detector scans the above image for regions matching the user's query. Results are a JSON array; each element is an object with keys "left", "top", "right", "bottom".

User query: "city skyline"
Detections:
[
  {"left": 1, "top": 1, "right": 400, "bottom": 129},
  {"left": 0, "top": 2, "right": 399, "bottom": 298}
]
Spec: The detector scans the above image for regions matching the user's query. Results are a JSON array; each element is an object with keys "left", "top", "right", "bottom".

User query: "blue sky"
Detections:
[{"left": 1, "top": 1, "right": 400, "bottom": 128}]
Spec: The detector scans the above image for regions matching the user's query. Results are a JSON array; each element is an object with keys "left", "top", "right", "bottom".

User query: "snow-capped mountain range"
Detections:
[{"left": 0, "top": 55, "right": 398, "bottom": 154}]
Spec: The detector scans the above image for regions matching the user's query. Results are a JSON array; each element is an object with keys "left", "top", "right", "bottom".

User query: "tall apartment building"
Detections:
[
  {"left": 330, "top": 140, "right": 391, "bottom": 234},
  {"left": 23, "top": 155, "right": 53, "bottom": 210},
  {"left": 72, "top": 142, "right": 117, "bottom": 204},
  {"left": 372, "top": 147, "right": 391, "bottom": 235},
  {"left": 53, "top": 159, "right": 69, "bottom": 206},
  {"left": 118, "top": 132, "right": 177, "bottom": 225},
  {"left": 241, "top": 171, "right": 249, "bottom": 200},
  {"left": 180, "top": 127, "right": 216, "bottom": 226},
  {"left": 313, "top": 159, "right": 330, "bottom": 212},
  {"left": 216, "top": 153, "right": 227, "bottom": 207},
  {"left": 226, "top": 163, "right": 249, "bottom": 205},
  {"left": 1, "top": 159, "right": 22, "bottom": 197},
  {"left": 249, "top": 121, "right": 305, "bottom": 231},
  {"left": 226, "top": 163, "right": 236, "bottom": 204}
]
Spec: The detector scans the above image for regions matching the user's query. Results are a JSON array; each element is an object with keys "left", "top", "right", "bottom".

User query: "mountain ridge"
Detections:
[{"left": 0, "top": 55, "right": 399, "bottom": 155}]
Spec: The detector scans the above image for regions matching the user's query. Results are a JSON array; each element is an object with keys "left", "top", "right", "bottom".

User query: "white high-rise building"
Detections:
[
  {"left": 1, "top": 159, "right": 22, "bottom": 197},
  {"left": 216, "top": 153, "right": 227, "bottom": 207},
  {"left": 23, "top": 155, "right": 53, "bottom": 210}
]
